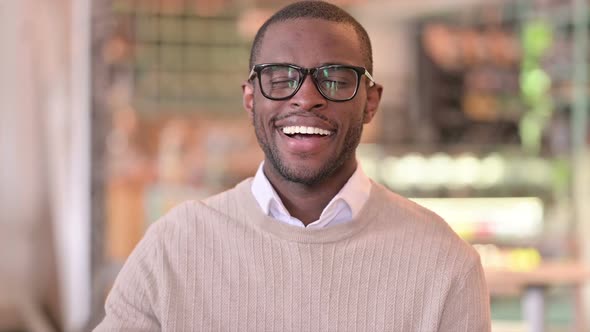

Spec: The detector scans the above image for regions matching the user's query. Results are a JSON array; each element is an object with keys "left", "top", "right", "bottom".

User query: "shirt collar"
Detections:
[
  {"left": 251, "top": 163, "right": 280, "bottom": 216},
  {"left": 251, "top": 161, "right": 372, "bottom": 228}
]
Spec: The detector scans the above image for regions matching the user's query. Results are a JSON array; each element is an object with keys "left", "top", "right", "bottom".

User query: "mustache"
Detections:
[{"left": 272, "top": 110, "right": 336, "bottom": 127}]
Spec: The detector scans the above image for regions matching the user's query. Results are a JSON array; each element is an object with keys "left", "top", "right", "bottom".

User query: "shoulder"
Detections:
[
  {"left": 201, "top": 179, "right": 249, "bottom": 211},
  {"left": 141, "top": 201, "right": 200, "bottom": 248},
  {"left": 145, "top": 178, "right": 255, "bottom": 244},
  {"left": 370, "top": 181, "right": 443, "bottom": 223},
  {"left": 369, "top": 181, "right": 480, "bottom": 265},
  {"left": 155, "top": 178, "right": 251, "bottom": 225}
]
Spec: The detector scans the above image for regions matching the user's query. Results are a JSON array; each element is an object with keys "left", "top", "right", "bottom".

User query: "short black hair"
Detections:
[{"left": 249, "top": 1, "right": 373, "bottom": 74}]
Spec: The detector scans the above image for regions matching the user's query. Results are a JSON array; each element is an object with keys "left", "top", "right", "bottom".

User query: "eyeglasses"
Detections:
[{"left": 248, "top": 63, "right": 375, "bottom": 102}]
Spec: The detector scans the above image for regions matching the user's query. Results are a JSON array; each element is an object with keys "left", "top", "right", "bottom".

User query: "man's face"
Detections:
[{"left": 243, "top": 18, "right": 382, "bottom": 186}]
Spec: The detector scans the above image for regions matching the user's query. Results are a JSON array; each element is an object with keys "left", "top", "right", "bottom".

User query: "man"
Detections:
[{"left": 95, "top": 1, "right": 491, "bottom": 331}]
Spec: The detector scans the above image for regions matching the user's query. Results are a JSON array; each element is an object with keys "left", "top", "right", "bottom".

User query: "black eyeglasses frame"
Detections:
[{"left": 248, "top": 63, "right": 376, "bottom": 102}]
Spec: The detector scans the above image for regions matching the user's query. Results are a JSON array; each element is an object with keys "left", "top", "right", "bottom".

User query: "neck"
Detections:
[{"left": 263, "top": 161, "right": 356, "bottom": 226}]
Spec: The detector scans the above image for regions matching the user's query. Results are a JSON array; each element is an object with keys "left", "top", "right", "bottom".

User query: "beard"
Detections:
[{"left": 252, "top": 104, "right": 365, "bottom": 186}]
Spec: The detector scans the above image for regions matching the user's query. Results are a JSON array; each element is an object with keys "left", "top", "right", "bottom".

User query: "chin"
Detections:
[
  {"left": 280, "top": 169, "right": 326, "bottom": 186},
  {"left": 274, "top": 157, "right": 343, "bottom": 186}
]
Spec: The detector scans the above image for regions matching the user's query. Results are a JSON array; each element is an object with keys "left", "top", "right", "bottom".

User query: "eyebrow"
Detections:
[
  {"left": 262, "top": 62, "right": 359, "bottom": 68},
  {"left": 318, "top": 62, "right": 355, "bottom": 66}
]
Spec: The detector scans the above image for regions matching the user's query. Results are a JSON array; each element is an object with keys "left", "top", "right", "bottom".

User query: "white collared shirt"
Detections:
[{"left": 251, "top": 162, "right": 372, "bottom": 228}]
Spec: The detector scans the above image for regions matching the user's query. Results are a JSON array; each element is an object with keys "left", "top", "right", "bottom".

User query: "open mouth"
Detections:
[{"left": 281, "top": 125, "right": 333, "bottom": 139}]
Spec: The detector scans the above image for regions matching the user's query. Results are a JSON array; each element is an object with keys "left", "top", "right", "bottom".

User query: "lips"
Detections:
[
  {"left": 282, "top": 125, "right": 332, "bottom": 136},
  {"left": 277, "top": 125, "right": 335, "bottom": 154},
  {"left": 273, "top": 114, "right": 337, "bottom": 154}
]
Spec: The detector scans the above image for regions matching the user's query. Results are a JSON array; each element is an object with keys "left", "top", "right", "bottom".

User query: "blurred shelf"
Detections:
[{"left": 485, "top": 261, "right": 590, "bottom": 296}]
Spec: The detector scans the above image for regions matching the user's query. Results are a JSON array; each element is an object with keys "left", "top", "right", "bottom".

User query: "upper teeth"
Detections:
[{"left": 282, "top": 126, "right": 332, "bottom": 136}]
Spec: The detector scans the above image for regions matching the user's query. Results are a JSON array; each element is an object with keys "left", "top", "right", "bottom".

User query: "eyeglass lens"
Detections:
[{"left": 259, "top": 65, "right": 359, "bottom": 100}]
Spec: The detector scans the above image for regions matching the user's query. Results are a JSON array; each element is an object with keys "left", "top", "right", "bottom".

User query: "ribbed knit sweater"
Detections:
[{"left": 95, "top": 179, "right": 491, "bottom": 331}]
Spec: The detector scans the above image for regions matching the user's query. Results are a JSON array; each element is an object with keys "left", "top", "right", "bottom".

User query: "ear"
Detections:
[
  {"left": 242, "top": 81, "right": 255, "bottom": 119},
  {"left": 362, "top": 83, "right": 383, "bottom": 124}
]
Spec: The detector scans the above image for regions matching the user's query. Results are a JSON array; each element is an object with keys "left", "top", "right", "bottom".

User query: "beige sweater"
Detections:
[{"left": 95, "top": 179, "right": 490, "bottom": 331}]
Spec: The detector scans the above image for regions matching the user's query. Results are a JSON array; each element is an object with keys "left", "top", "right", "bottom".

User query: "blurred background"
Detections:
[{"left": 0, "top": 0, "right": 589, "bottom": 331}]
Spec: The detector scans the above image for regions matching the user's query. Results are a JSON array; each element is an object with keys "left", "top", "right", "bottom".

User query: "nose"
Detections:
[{"left": 289, "top": 75, "right": 327, "bottom": 111}]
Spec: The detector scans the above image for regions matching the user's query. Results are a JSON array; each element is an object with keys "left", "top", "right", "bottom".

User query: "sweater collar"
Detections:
[{"left": 233, "top": 177, "right": 385, "bottom": 243}]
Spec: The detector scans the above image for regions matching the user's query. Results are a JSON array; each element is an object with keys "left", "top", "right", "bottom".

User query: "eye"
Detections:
[
  {"left": 318, "top": 78, "right": 350, "bottom": 90},
  {"left": 269, "top": 78, "right": 298, "bottom": 90}
]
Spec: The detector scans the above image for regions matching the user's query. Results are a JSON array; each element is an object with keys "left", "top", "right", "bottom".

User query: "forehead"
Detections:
[{"left": 257, "top": 18, "right": 364, "bottom": 67}]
